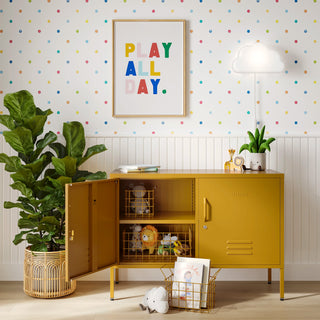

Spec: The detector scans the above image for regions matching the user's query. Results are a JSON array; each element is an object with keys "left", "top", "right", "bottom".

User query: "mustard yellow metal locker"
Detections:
[{"left": 64, "top": 170, "right": 284, "bottom": 301}]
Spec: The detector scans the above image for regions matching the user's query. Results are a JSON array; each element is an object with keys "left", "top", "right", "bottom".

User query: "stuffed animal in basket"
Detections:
[
  {"left": 141, "top": 225, "right": 158, "bottom": 254},
  {"left": 129, "top": 224, "right": 142, "bottom": 253},
  {"left": 139, "top": 286, "right": 169, "bottom": 314},
  {"left": 131, "top": 185, "right": 150, "bottom": 214},
  {"left": 173, "top": 240, "right": 190, "bottom": 256},
  {"left": 158, "top": 233, "right": 178, "bottom": 255}
]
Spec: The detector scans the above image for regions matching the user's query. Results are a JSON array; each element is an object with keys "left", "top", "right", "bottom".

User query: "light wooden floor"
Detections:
[{"left": 1, "top": 281, "right": 319, "bottom": 320}]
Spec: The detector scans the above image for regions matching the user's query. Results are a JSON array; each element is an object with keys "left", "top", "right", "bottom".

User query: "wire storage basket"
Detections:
[
  {"left": 162, "top": 267, "right": 221, "bottom": 313},
  {"left": 124, "top": 188, "right": 155, "bottom": 218},
  {"left": 121, "top": 224, "right": 194, "bottom": 263}
]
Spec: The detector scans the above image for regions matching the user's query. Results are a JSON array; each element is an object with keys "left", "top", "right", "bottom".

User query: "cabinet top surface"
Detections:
[{"left": 110, "top": 169, "right": 283, "bottom": 179}]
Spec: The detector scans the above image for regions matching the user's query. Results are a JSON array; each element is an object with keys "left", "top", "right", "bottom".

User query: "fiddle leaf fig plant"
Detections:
[
  {"left": 239, "top": 125, "right": 275, "bottom": 154},
  {"left": 0, "top": 90, "right": 107, "bottom": 252}
]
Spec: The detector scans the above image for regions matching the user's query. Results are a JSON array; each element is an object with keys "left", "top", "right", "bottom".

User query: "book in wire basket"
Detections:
[{"left": 161, "top": 265, "right": 221, "bottom": 312}]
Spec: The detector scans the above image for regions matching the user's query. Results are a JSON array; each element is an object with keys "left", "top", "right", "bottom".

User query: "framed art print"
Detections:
[{"left": 112, "top": 20, "right": 186, "bottom": 117}]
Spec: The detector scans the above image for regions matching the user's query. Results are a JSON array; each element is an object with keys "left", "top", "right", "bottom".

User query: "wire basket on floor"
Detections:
[{"left": 162, "top": 267, "right": 221, "bottom": 312}]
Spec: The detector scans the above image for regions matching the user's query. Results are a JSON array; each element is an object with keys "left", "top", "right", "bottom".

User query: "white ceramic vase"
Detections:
[{"left": 249, "top": 153, "right": 266, "bottom": 171}]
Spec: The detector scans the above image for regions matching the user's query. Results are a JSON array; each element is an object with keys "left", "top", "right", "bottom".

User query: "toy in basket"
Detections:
[{"left": 125, "top": 185, "right": 154, "bottom": 217}]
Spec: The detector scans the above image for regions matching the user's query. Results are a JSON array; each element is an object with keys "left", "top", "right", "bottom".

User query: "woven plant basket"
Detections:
[{"left": 24, "top": 248, "right": 76, "bottom": 298}]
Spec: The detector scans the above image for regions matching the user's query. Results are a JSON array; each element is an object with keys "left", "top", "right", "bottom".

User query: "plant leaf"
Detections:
[
  {"left": 24, "top": 153, "right": 53, "bottom": 180},
  {"left": 258, "top": 126, "right": 265, "bottom": 147},
  {"left": 31, "top": 132, "right": 57, "bottom": 163},
  {"left": 0, "top": 153, "right": 22, "bottom": 172},
  {"left": 4, "top": 201, "right": 35, "bottom": 214},
  {"left": 4, "top": 90, "right": 36, "bottom": 123},
  {"left": 10, "top": 181, "right": 33, "bottom": 198},
  {"left": 52, "top": 156, "right": 77, "bottom": 177},
  {"left": 23, "top": 115, "right": 47, "bottom": 139},
  {"left": 247, "top": 131, "right": 256, "bottom": 143},
  {"left": 49, "top": 142, "right": 67, "bottom": 159},
  {"left": 78, "top": 144, "right": 107, "bottom": 166},
  {"left": 3, "top": 127, "right": 34, "bottom": 155},
  {"left": 0, "top": 114, "right": 16, "bottom": 130},
  {"left": 239, "top": 144, "right": 249, "bottom": 154},
  {"left": 254, "top": 127, "right": 260, "bottom": 141},
  {"left": 63, "top": 121, "right": 85, "bottom": 159},
  {"left": 13, "top": 230, "right": 32, "bottom": 245},
  {"left": 40, "top": 216, "right": 60, "bottom": 226},
  {"left": 35, "top": 107, "right": 53, "bottom": 116},
  {"left": 82, "top": 171, "right": 107, "bottom": 181},
  {"left": 18, "top": 218, "right": 39, "bottom": 229},
  {"left": 10, "top": 168, "right": 35, "bottom": 188}
]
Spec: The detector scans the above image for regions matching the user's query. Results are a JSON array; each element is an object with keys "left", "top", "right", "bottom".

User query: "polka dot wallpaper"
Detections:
[{"left": 0, "top": 0, "right": 319, "bottom": 136}]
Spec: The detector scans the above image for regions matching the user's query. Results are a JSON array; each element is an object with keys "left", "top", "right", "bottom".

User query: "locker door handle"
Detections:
[{"left": 203, "top": 197, "right": 209, "bottom": 222}]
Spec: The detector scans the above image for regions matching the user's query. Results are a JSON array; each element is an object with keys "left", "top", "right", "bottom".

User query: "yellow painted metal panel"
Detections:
[
  {"left": 66, "top": 179, "right": 118, "bottom": 280},
  {"left": 198, "top": 178, "right": 281, "bottom": 265},
  {"left": 65, "top": 183, "right": 91, "bottom": 280},
  {"left": 92, "top": 179, "right": 119, "bottom": 270}
]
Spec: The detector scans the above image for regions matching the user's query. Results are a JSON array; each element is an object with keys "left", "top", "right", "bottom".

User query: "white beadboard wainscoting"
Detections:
[{"left": 1, "top": 135, "right": 320, "bottom": 281}]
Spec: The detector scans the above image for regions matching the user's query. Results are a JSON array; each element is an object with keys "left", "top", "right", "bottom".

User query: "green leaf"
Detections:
[
  {"left": 3, "top": 90, "right": 36, "bottom": 123},
  {"left": 254, "top": 128, "right": 260, "bottom": 142},
  {"left": 24, "top": 153, "right": 53, "bottom": 180},
  {"left": 63, "top": 121, "right": 85, "bottom": 158},
  {"left": 10, "top": 181, "right": 33, "bottom": 198},
  {"left": 83, "top": 171, "right": 107, "bottom": 181},
  {"left": 247, "top": 131, "right": 256, "bottom": 143},
  {"left": 0, "top": 114, "right": 16, "bottom": 130},
  {"left": 55, "top": 239, "right": 65, "bottom": 245},
  {"left": 266, "top": 137, "right": 276, "bottom": 145},
  {"left": 0, "top": 153, "right": 22, "bottom": 172},
  {"left": 13, "top": 230, "right": 32, "bottom": 245},
  {"left": 78, "top": 144, "right": 107, "bottom": 166},
  {"left": 4, "top": 201, "right": 35, "bottom": 214},
  {"left": 32, "top": 131, "right": 57, "bottom": 161},
  {"left": 49, "top": 142, "right": 67, "bottom": 158},
  {"left": 48, "top": 176, "right": 72, "bottom": 189},
  {"left": 23, "top": 115, "right": 47, "bottom": 138},
  {"left": 258, "top": 126, "right": 265, "bottom": 147},
  {"left": 52, "top": 156, "right": 77, "bottom": 177},
  {"left": 30, "top": 243, "right": 48, "bottom": 252},
  {"left": 239, "top": 144, "right": 249, "bottom": 154},
  {"left": 10, "top": 168, "right": 35, "bottom": 188},
  {"left": 26, "top": 233, "right": 42, "bottom": 244},
  {"left": 18, "top": 218, "right": 39, "bottom": 229},
  {"left": 40, "top": 216, "right": 60, "bottom": 226},
  {"left": 35, "top": 107, "right": 53, "bottom": 117},
  {"left": 3, "top": 127, "right": 34, "bottom": 155}
]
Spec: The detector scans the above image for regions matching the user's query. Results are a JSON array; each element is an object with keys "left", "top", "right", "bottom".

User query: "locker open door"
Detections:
[{"left": 65, "top": 179, "right": 119, "bottom": 280}]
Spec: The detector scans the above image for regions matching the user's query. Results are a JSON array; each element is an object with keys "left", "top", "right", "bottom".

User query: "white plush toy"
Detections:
[{"left": 139, "top": 287, "right": 169, "bottom": 314}]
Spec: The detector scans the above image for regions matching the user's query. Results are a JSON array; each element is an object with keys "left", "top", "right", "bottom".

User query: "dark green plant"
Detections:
[
  {"left": 239, "top": 125, "right": 275, "bottom": 154},
  {"left": 0, "top": 90, "right": 107, "bottom": 252}
]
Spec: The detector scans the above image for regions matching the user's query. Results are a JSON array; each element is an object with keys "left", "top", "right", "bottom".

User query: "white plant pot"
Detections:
[{"left": 249, "top": 153, "right": 266, "bottom": 171}]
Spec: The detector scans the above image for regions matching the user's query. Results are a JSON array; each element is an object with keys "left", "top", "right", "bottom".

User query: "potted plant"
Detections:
[
  {"left": 0, "top": 90, "right": 107, "bottom": 298},
  {"left": 239, "top": 126, "right": 275, "bottom": 171}
]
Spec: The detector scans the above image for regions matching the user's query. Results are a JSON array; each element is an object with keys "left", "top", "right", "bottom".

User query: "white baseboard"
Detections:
[{"left": 2, "top": 264, "right": 320, "bottom": 281}]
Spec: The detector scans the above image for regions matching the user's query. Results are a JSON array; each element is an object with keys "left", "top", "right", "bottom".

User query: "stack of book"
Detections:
[
  {"left": 118, "top": 164, "right": 160, "bottom": 173},
  {"left": 172, "top": 257, "right": 211, "bottom": 309}
]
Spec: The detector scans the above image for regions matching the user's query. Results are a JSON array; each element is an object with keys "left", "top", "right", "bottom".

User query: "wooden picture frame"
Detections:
[{"left": 112, "top": 20, "right": 186, "bottom": 117}]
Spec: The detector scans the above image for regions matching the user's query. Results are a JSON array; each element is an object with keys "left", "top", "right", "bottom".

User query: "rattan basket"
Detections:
[
  {"left": 24, "top": 248, "right": 76, "bottom": 298},
  {"left": 162, "top": 267, "right": 221, "bottom": 312}
]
